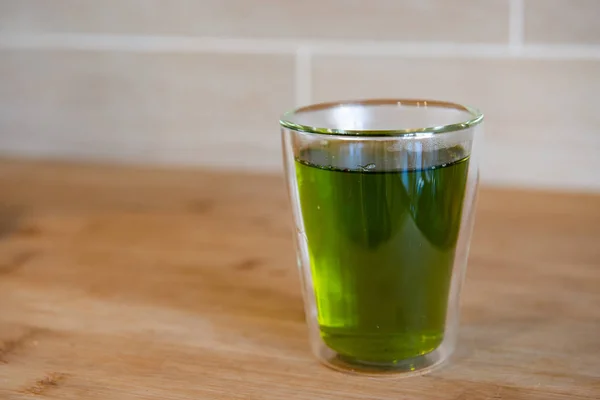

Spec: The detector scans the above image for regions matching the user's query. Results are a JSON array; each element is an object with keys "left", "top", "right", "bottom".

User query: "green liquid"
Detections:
[{"left": 296, "top": 146, "right": 469, "bottom": 364}]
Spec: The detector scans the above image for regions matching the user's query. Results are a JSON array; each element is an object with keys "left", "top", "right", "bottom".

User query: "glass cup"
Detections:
[{"left": 280, "top": 99, "right": 484, "bottom": 375}]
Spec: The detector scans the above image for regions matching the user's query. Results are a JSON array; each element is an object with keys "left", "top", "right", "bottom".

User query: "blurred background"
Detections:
[{"left": 0, "top": 0, "right": 598, "bottom": 191}]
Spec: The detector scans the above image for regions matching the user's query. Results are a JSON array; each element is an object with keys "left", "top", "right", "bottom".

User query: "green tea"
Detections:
[{"left": 296, "top": 145, "right": 469, "bottom": 364}]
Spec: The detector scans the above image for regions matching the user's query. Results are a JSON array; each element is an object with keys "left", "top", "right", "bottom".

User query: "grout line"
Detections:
[
  {"left": 311, "top": 42, "right": 510, "bottom": 58},
  {"left": 509, "top": 0, "right": 525, "bottom": 54},
  {"left": 1, "top": 33, "right": 600, "bottom": 60},
  {"left": 0, "top": 34, "right": 294, "bottom": 54},
  {"left": 294, "top": 47, "right": 312, "bottom": 107},
  {"left": 516, "top": 44, "right": 600, "bottom": 60}
]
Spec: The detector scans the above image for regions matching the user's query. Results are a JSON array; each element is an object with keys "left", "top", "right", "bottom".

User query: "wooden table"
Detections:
[{"left": 0, "top": 159, "right": 598, "bottom": 399}]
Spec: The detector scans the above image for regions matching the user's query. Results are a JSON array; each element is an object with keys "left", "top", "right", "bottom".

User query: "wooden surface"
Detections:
[{"left": 0, "top": 159, "right": 598, "bottom": 399}]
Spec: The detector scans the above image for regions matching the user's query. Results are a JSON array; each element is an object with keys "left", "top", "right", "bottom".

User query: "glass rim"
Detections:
[{"left": 279, "top": 98, "right": 484, "bottom": 137}]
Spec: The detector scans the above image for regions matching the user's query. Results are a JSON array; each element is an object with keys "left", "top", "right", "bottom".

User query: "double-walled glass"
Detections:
[{"left": 281, "top": 99, "right": 483, "bottom": 375}]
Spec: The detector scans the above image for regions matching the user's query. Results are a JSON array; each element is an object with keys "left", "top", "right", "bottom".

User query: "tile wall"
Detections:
[{"left": 0, "top": 0, "right": 599, "bottom": 190}]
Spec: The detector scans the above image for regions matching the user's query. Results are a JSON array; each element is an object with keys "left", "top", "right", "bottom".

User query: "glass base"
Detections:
[{"left": 316, "top": 344, "right": 451, "bottom": 377}]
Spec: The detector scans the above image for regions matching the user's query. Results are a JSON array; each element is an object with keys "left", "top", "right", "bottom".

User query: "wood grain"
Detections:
[{"left": 0, "top": 158, "right": 598, "bottom": 399}]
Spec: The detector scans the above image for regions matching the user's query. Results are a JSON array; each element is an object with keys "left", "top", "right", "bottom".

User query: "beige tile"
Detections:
[
  {"left": 525, "top": 0, "right": 600, "bottom": 45},
  {"left": 0, "top": 50, "right": 294, "bottom": 170},
  {"left": 0, "top": 0, "right": 509, "bottom": 43},
  {"left": 312, "top": 56, "right": 600, "bottom": 191}
]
